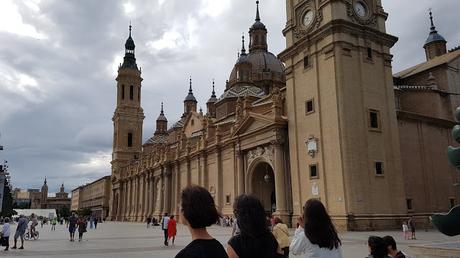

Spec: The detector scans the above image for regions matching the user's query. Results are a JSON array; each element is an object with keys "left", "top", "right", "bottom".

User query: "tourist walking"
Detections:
[
  {"left": 227, "top": 194, "right": 279, "bottom": 258},
  {"left": 51, "top": 218, "right": 57, "bottom": 231},
  {"left": 168, "top": 215, "right": 177, "bottom": 245},
  {"left": 68, "top": 214, "right": 77, "bottom": 242},
  {"left": 408, "top": 217, "right": 416, "bottom": 240},
  {"left": 1, "top": 217, "right": 11, "bottom": 251},
  {"left": 30, "top": 213, "right": 38, "bottom": 240},
  {"left": 175, "top": 185, "right": 228, "bottom": 258},
  {"left": 12, "top": 214, "right": 28, "bottom": 250},
  {"left": 402, "top": 222, "right": 409, "bottom": 240},
  {"left": 290, "top": 199, "right": 343, "bottom": 258},
  {"left": 146, "top": 217, "right": 152, "bottom": 228},
  {"left": 367, "top": 236, "right": 391, "bottom": 258},
  {"left": 272, "top": 217, "right": 290, "bottom": 258},
  {"left": 383, "top": 236, "right": 407, "bottom": 258},
  {"left": 161, "top": 213, "right": 170, "bottom": 246},
  {"left": 77, "top": 216, "right": 87, "bottom": 242}
]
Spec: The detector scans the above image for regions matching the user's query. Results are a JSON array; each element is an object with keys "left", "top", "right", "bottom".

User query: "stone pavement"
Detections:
[{"left": 2, "top": 222, "right": 460, "bottom": 257}]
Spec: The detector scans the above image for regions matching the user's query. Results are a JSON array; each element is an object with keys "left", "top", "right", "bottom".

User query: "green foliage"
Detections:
[
  {"left": 77, "top": 208, "right": 91, "bottom": 217},
  {"left": 58, "top": 206, "right": 70, "bottom": 219},
  {"left": 1, "top": 183, "right": 14, "bottom": 217}
]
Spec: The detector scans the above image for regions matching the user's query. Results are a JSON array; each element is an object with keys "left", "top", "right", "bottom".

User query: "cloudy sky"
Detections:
[{"left": 0, "top": 0, "right": 459, "bottom": 194}]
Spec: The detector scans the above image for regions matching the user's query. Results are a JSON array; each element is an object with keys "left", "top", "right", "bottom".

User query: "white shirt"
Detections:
[
  {"left": 290, "top": 227, "right": 343, "bottom": 258},
  {"left": 162, "top": 216, "right": 170, "bottom": 230},
  {"left": 1, "top": 223, "right": 11, "bottom": 237}
]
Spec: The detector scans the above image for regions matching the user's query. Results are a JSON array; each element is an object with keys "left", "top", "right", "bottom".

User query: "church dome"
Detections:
[
  {"left": 424, "top": 11, "right": 447, "bottom": 47},
  {"left": 229, "top": 51, "right": 285, "bottom": 82}
]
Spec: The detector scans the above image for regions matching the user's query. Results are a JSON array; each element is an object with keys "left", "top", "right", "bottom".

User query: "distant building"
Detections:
[
  {"left": 71, "top": 176, "right": 111, "bottom": 219},
  {"left": 29, "top": 179, "right": 71, "bottom": 211},
  {"left": 12, "top": 188, "right": 38, "bottom": 208}
]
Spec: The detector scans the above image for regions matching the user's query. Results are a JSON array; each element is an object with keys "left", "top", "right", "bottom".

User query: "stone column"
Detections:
[
  {"left": 163, "top": 168, "right": 171, "bottom": 215},
  {"left": 216, "top": 147, "right": 223, "bottom": 211},
  {"left": 138, "top": 175, "right": 144, "bottom": 221},
  {"left": 145, "top": 174, "right": 150, "bottom": 219},
  {"left": 175, "top": 162, "right": 181, "bottom": 219},
  {"left": 133, "top": 177, "right": 138, "bottom": 220},
  {"left": 123, "top": 181, "right": 128, "bottom": 220},
  {"left": 272, "top": 138, "right": 289, "bottom": 221},
  {"left": 237, "top": 150, "right": 245, "bottom": 196},
  {"left": 127, "top": 179, "right": 132, "bottom": 219},
  {"left": 149, "top": 175, "right": 155, "bottom": 217},
  {"left": 116, "top": 185, "right": 123, "bottom": 220}
]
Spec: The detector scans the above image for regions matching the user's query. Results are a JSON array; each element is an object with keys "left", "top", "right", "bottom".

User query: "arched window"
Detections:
[
  {"left": 127, "top": 133, "right": 133, "bottom": 147},
  {"left": 121, "top": 85, "right": 125, "bottom": 100},
  {"left": 130, "top": 86, "right": 134, "bottom": 100}
]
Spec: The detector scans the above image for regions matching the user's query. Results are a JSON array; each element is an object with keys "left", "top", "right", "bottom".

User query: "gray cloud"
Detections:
[{"left": 0, "top": 0, "right": 459, "bottom": 193}]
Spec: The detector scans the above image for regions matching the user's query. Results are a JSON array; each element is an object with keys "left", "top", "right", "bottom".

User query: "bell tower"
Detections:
[
  {"left": 280, "top": 0, "right": 406, "bottom": 230},
  {"left": 112, "top": 24, "right": 145, "bottom": 173}
]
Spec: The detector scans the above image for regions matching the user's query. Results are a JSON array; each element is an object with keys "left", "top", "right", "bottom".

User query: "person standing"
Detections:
[
  {"left": 168, "top": 215, "right": 177, "bottom": 245},
  {"left": 367, "top": 236, "right": 392, "bottom": 258},
  {"left": 408, "top": 217, "right": 416, "bottom": 240},
  {"left": 94, "top": 217, "right": 98, "bottom": 229},
  {"left": 227, "top": 194, "right": 279, "bottom": 258},
  {"left": 12, "top": 214, "right": 28, "bottom": 250},
  {"left": 402, "top": 222, "right": 409, "bottom": 240},
  {"left": 51, "top": 218, "right": 57, "bottom": 231},
  {"left": 383, "top": 236, "right": 407, "bottom": 258},
  {"left": 175, "top": 185, "right": 228, "bottom": 258},
  {"left": 146, "top": 217, "right": 152, "bottom": 228},
  {"left": 77, "top": 216, "right": 87, "bottom": 242},
  {"left": 272, "top": 217, "right": 290, "bottom": 258},
  {"left": 68, "top": 214, "right": 77, "bottom": 242},
  {"left": 30, "top": 213, "right": 38, "bottom": 240},
  {"left": 231, "top": 218, "right": 240, "bottom": 237},
  {"left": 161, "top": 213, "right": 170, "bottom": 246},
  {"left": 290, "top": 199, "right": 343, "bottom": 258},
  {"left": 1, "top": 217, "right": 11, "bottom": 251}
]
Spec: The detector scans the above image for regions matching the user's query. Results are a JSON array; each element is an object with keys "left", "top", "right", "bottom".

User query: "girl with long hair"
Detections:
[
  {"left": 290, "top": 199, "right": 343, "bottom": 257},
  {"left": 227, "top": 194, "right": 280, "bottom": 258}
]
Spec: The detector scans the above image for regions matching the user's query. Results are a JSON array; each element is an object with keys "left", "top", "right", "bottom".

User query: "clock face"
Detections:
[
  {"left": 303, "top": 10, "right": 314, "bottom": 27},
  {"left": 354, "top": 2, "right": 368, "bottom": 18}
]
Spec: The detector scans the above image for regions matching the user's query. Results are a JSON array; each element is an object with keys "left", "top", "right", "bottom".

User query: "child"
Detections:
[
  {"left": 1, "top": 218, "right": 11, "bottom": 251},
  {"left": 402, "top": 221, "right": 409, "bottom": 240}
]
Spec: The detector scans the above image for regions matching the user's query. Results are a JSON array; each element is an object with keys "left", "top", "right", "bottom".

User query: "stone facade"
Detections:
[
  {"left": 29, "top": 179, "right": 71, "bottom": 211},
  {"left": 71, "top": 176, "right": 111, "bottom": 219},
  {"left": 108, "top": 1, "right": 460, "bottom": 230}
]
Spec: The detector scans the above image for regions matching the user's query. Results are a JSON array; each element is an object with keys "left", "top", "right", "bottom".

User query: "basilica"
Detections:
[{"left": 108, "top": 0, "right": 460, "bottom": 230}]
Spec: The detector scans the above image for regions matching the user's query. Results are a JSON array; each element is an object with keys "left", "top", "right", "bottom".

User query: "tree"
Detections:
[
  {"left": 78, "top": 208, "right": 91, "bottom": 217},
  {"left": 1, "top": 182, "right": 14, "bottom": 217},
  {"left": 58, "top": 206, "right": 70, "bottom": 219}
]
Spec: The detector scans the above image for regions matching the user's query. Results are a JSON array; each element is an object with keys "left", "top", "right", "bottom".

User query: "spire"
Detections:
[
  {"left": 429, "top": 9, "right": 435, "bottom": 31},
  {"left": 184, "top": 76, "right": 197, "bottom": 103},
  {"left": 160, "top": 102, "right": 164, "bottom": 115},
  {"left": 241, "top": 34, "right": 246, "bottom": 55},
  {"left": 255, "top": 0, "right": 261, "bottom": 22},
  {"left": 44, "top": 177, "right": 47, "bottom": 185},
  {"left": 121, "top": 23, "right": 138, "bottom": 69},
  {"left": 212, "top": 79, "right": 216, "bottom": 97}
]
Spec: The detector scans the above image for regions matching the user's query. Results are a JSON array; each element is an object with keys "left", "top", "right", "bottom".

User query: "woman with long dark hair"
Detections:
[
  {"left": 290, "top": 199, "right": 343, "bottom": 257},
  {"left": 367, "top": 236, "right": 391, "bottom": 258},
  {"left": 175, "top": 185, "right": 228, "bottom": 258},
  {"left": 227, "top": 194, "right": 280, "bottom": 258}
]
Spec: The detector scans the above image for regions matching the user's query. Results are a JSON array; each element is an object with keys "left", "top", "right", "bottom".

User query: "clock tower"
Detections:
[{"left": 279, "top": 0, "right": 407, "bottom": 230}]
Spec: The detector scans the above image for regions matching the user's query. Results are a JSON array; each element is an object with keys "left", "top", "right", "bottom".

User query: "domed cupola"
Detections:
[
  {"left": 183, "top": 77, "right": 198, "bottom": 115},
  {"left": 121, "top": 24, "right": 138, "bottom": 70},
  {"left": 249, "top": 1, "right": 268, "bottom": 53},
  {"left": 207, "top": 80, "right": 218, "bottom": 118},
  {"left": 424, "top": 10, "right": 447, "bottom": 60},
  {"left": 155, "top": 102, "right": 168, "bottom": 135}
]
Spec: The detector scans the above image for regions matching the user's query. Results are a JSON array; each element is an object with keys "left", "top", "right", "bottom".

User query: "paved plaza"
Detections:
[{"left": 2, "top": 222, "right": 460, "bottom": 257}]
